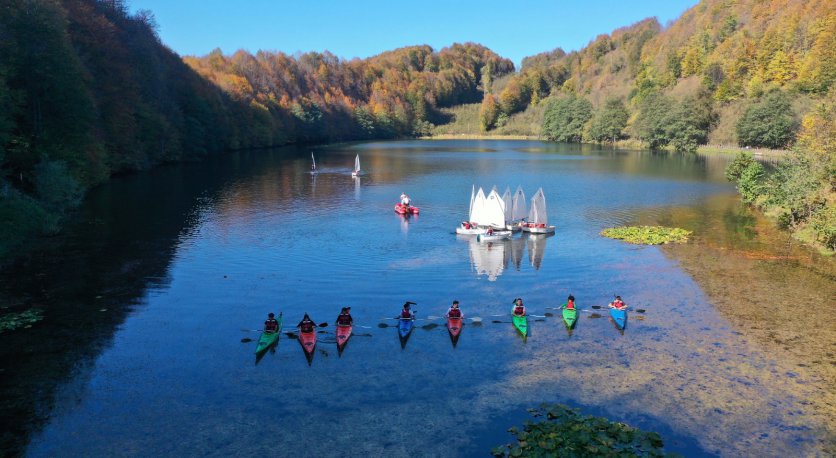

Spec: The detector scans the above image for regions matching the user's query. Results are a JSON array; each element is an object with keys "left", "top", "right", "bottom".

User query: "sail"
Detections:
[
  {"left": 467, "top": 185, "right": 476, "bottom": 220},
  {"left": 483, "top": 189, "right": 507, "bottom": 228},
  {"left": 502, "top": 187, "right": 513, "bottom": 224},
  {"left": 512, "top": 186, "right": 527, "bottom": 222},
  {"left": 311, "top": 152, "right": 316, "bottom": 170},
  {"left": 470, "top": 188, "right": 487, "bottom": 225},
  {"left": 353, "top": 154, "right": 360, "bottom": 173},
  {"left": 528, "top": 188, "right": 548, "bottom": 225}
]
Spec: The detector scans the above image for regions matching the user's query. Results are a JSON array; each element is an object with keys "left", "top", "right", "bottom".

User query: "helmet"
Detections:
[{"left": 268, "top": 313, "right": 275, "bottom": 318}]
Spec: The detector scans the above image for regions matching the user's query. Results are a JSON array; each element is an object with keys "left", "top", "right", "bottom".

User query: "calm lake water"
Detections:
[{"left": 2, "top": 140, "right": 833, "bottom": 457}]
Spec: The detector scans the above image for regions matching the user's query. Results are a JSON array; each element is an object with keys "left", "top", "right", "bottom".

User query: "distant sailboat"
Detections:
[
  {"left": 476, "top": 189, "right": 512, "bottom": 242},
  {"left": 310, "top": 152, "right": 317, "bottom": 174},
  {"left": 351, "top": 154, "right": 361, "bottom": 177},
  {"left": 522, "top": 188, "right": 555, "bottom": 234},
  {"left": 511, "top": 186, "right": 527, "bottom": 226},
  {"left": 502, "top": 187, "right": 520, "bottom": 232}
]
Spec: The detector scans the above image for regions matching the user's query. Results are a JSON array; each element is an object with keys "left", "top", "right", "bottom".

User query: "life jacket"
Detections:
[
  {"left": 514, "top": 305, "right": 525, "bottom": 315},
  {"left": 400, "top": 309, "right": 412, "bottom": 319},
  {"left": 566, "top": 301, "right": 575, "bottom": 310},
  {"left": 612, "top": 301, "right": 624, "bottom": 309},
  {"left": 337, "top": 314, "right": 352, "bottom": 325},
  {"left": 264, "top": 319, "right": 278, "bottom": 332},
  {"left": 448, "top": 308, "right": 462, "bottom": 318}
]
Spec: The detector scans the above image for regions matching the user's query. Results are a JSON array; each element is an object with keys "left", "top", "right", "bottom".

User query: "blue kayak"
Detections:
[
  {"left": 610, "top": 307, "right": 627, "bottom": 330},
  {"left": 398, "top": 318, "right": 414, "bottom": 338}
]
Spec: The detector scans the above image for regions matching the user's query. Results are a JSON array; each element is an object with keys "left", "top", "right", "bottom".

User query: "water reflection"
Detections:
[
  {"left": 526, "top": 233, "right": 552, "bottom": 270},
  {"left": 466, "top": 237, "right": 510, "bottom": 281}
]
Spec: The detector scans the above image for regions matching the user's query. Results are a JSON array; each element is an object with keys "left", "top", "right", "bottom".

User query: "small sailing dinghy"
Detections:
[
  {"left": 502, "top": 187, "right": 520, "bottom": 232},
  {"left": 456, "top": 186, "right": 487, "bottom": 235},
  {"left": 310, "top": 152, "right": 318, "bottom": 174},
  {"left": 476, "top": 189, "right": 512, "bottom": 241},
  {"left": 351, "top": 154, "right": 361, "bottom": 177},
  {"left": 522, "top": 188, "right": 555, "bottom": 234}
]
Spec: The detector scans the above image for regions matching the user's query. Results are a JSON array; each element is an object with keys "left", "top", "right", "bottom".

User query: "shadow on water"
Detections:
[{"left": 0, "top": 145, "right": 313, "bottom": 455}]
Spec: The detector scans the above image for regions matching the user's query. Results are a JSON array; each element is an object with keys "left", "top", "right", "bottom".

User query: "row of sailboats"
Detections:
[{"left": 456, "top": 185, "right": 555, "bottom": 238}]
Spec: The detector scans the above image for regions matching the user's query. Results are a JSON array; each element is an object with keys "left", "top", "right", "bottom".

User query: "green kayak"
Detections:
[
  {"left": 562, "top": 307, "right": 578, "bottom": 328},
  {"left": 255, "top": 312, "right": 282, "bottom": 354},
  {"left": 512, "top": 314, "right": 528, "bottom": 337}
]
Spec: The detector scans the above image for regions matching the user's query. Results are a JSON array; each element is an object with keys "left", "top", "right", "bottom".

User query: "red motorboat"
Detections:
[{"left": 394, "top": 203, "right": 420, "bottom": 215}]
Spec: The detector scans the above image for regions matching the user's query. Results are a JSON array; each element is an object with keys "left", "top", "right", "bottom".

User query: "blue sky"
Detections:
[{"left": 130, "top": 0, "right": 698, "bottom": 67}]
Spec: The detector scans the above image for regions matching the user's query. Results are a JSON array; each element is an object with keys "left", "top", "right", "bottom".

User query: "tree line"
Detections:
[{"left": 0, "top": 0, "right": 513, "bottom": 259}]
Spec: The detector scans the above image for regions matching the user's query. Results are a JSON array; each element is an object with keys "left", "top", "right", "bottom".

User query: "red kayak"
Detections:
[
  {"left": 298, "top": 330, "right": 317, "bottom": 363},
  {"left": 447, "top": 316, "right": 463, "bottom": 347},
  {"left": 394, "top": 203, "right": 420, "bottom": 215},
  {"left": 336, "top": 324, "right": 353, "bottom": 355},
  {"left": 447, "top": 316, "right": 463, "bottom": 338}
]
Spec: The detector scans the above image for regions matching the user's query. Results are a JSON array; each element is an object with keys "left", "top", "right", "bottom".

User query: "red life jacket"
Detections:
[
  {"left": 448, "top": 308, "right": 461, "bottom": 318},
  {"left": 400, "top": 309, "right": 412, "bottom": 318},
  {"left": 514, "top": 305, "right": 525, "bottom": 315},
  {"left": 566, "top": 301, "right": 575, "bottom": 310},
  {"left": 264, "top": 319, "right": 278, "bottom": 332}
]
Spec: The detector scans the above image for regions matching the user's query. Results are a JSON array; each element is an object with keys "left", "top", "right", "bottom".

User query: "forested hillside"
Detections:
[
  {"left": 480, "top": 0, "right": 835, "bottom": 151},
  {"left": 0, "top": 0, "right": 512, "bottom": 259}
]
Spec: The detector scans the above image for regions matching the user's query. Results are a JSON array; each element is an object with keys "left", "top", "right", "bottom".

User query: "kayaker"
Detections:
[
  {"left": 297, "top": 313, "right": 316, "bottom": 333},
  {"left": 264, "top": 313, "right": 279, "bottom": 333},
  {"left": 512, "top": 298, "right": 526, "bottom": 316},
  {"left": 609, "top": 296, "right": 627, "bottom": 310},
  {"left": 564, "top": 295, "right": 576, "bottom": 310},
  {"left": 336, "top": 307, "right": 353, "bottom": 326},
  {"left": 399, "top": 302, "right": 415, "bottom": 319},
  {"left": 446, "top": 300, "right": 463, "bottom": 318}
]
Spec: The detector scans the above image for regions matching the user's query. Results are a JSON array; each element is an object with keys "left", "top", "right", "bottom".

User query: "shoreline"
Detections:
[{"left": 422, "top": 134, "right": 792, "bottom": 157}]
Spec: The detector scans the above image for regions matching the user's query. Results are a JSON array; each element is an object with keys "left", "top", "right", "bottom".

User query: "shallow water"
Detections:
[{"left": 1, "top": 140, "right": 833, "bottom": 456}]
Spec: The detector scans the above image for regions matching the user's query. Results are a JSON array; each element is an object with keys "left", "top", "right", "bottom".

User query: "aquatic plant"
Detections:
[
  {"left": 0, "top": 308, "right": 43, "bottom": 333},
  {"left": 600, "top": 226, "right": 691, "bottom": 245},
  {"left": 491, "top": 404, "right": 674, "bottom": 457}
]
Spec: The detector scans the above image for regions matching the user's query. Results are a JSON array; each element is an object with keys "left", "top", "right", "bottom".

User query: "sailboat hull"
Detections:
[{"left": 521, "top": 224, "right": 555, "bottom": 234}]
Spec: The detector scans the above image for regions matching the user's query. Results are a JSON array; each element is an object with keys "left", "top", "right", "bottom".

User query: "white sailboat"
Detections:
[
  {"left": 476, "top": 189, "right": 512, "bottom": 241},
  {"left": 511, "top": 186, "right": 527, "bottom": 227},
  {"left": 501, "top": 187, "right": 520, "bottom": 232},
  {"left": 310, "top": 152, "right": 318, "bottom": 174},
  {"left": 351, "top": 154, "right": 361, "bottom": 177},
  {"left": 457, "top": 186, "right": 486, "bottom": 235},
  {"left": 521, "top": 187, "right": 555, "bottom": 234}
]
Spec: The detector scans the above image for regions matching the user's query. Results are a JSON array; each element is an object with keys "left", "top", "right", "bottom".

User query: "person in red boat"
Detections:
[
  {"left": 297, "top": 313, "right": 316, "bottom": 333},
  {"left": 446, "top": 300, "right": 463, "bottom": 318},
  {"left": 336, "top": 307, "right": 353, "bottom": 326}
]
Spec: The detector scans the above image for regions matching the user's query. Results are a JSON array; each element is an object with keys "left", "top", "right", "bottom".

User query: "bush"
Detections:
[
  {"left": 725, "top": 152, "right": 757, "bottom": 181},
  {"left": 542, "top": 95, "right": 593, "bottom": 142},
  {"left": 34, "top": 160, "right": 84, "bottom": 212},
  {"left": 736, "top": 90, "right": 800, "bottom": 149},
  {"left": 588, "top": 98, "right": 629, "bottom": 143},
  {"left": 810, "top": 205, "right": 836, "bottom": 250},
  {"left": 737, "top": 161, "right": 766, "bottom": 203}
]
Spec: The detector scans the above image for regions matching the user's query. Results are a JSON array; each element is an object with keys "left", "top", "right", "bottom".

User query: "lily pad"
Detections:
[
  {"left": 493, "top": 404, "right": 674, "bottom": 457},
  {"left": 601, "top": 226, "right": 691, "bottom": 245}
]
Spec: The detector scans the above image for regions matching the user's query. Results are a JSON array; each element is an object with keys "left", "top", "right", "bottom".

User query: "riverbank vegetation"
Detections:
[
  {"left": 491, "top": 404, "right": 674, "bottom": 457},
  {"left": 601, "top": 226, "right": 692, "bottom": 245},
  {"left": 724, "top": 93, "right": 835, "bottom": 253}
]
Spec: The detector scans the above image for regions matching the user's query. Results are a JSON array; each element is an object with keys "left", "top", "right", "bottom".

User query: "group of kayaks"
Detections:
[{"left": 255, "top": 305, "right": 627, "bottom": 363}]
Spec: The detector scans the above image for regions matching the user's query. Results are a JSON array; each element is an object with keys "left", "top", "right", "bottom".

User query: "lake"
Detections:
[{"left": 1, "top": 140, "right": 833, "bottom": 457}]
